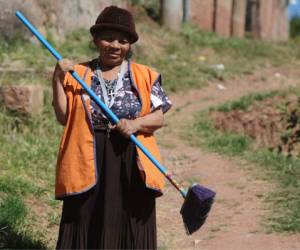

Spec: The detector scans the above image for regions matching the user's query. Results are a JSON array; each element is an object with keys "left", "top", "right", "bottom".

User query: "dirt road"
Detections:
[{"left": 156, "top": 66, "right": 300, "bottom": 250}]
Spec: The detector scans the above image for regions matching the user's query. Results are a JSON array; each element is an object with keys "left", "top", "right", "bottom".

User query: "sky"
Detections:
[{"left": 288, "top": 0, "right": 300, "bottom": 19}]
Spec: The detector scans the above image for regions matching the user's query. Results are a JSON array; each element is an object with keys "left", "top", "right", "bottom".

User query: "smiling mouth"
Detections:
[{"left": 108, "top": 53, "right": 120, "bottom": 57}]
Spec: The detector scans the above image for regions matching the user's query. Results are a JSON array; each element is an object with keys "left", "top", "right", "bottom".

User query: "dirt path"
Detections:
[{"left": 156, "top": 66, "right": 300, "bottom": 250}]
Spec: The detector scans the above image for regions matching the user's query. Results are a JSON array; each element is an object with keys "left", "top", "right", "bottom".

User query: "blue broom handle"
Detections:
[{"left": 16, "top": 11, "right": 187, "bottom": 198}]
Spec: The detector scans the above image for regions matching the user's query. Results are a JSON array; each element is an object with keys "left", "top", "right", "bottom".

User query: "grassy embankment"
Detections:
[
  {"left": 1, "top": 16, "right": 300, "bottom": 247},
  {"left": 190, "top": 89, "right": 300, "bottom": 233}
]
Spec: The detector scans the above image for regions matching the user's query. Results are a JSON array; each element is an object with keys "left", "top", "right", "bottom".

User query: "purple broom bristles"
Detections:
[{"left": 180, "top": 184, "right": 216, "bottom": 234}]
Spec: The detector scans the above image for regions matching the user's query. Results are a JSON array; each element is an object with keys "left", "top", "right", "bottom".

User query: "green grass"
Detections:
[
  {"left": 134, "top": 23, "right": 300, "bottom": 91},
  {"left": 190, "top": 104, "right": 300, "bottom": 233},
  {"left": 0, "top": 192, "right": 47, "bottom": 249},
  {"left": 0, "top": 29, "right": 95, "bottom": 87},
  {"left": 251, "top": 149, "right": 300, "bottom": 232},
  {"left": 213, "top": 90, "right": 280, "bottom": 112},
  {"left": 191, "top": 112, "right": 252, "bottom": 156},
  {"left": 0, "top": 90, "right": 62, "bottom": 247},
  {"left": 3, "top": 22, "right": 300, "bottom": 91},
  {"left": 0, "top": 29, "right": 94, "bottom": 69},
  {"left": 0, "top": 90, "right": 62, "bottom": 184},
  {"left": 0, "top": 175, "right": 43, "bottom": 196},
  {"left": 0, "top": 196, "right": 26, "bottom": 227}
]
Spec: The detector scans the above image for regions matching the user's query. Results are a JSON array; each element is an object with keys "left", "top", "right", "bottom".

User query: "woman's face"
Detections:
[{"left": 94, "top": 30, "right": 131, "bottom": 67}]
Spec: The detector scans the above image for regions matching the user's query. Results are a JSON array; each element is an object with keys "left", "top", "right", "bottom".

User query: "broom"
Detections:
[{"left": 16, "top": 11, "right": 216, "bottom": 235}]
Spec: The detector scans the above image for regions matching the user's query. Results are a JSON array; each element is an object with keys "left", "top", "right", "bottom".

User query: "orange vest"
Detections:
[{"left": 55, "top": 61, "right": 165, "bottom": 199}]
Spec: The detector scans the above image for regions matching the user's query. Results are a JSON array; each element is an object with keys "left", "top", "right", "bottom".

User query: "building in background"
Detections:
[{"left": 188, "top": 0, "right": 290, "bottom": 41}]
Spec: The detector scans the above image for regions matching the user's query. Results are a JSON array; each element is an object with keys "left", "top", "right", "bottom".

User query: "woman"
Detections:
[{"left": 52, "top": 5, "right": 171, "bottom": 249}]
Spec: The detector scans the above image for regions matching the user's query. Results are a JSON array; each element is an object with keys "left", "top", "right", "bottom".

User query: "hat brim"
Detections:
[{"left": 90, "top": 23, "right": 138, "bottom": 43}]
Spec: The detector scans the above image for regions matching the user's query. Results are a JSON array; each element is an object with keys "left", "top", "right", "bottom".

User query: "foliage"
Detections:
[
  {"left": 290, "top": 17, "right": 300, "bottom": 38},
  {"left": 131, "top": 0, "right": 161, "bottom": 22}
]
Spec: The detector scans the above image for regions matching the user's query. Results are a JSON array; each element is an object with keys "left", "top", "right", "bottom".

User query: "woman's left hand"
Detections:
[{"left": 114, "top": 119, "right": 140, "bottom": 138}]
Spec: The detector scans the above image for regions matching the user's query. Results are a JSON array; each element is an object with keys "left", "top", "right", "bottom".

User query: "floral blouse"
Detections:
[{"left": 90, "top": 65, "right": 172, "bottom": 127}]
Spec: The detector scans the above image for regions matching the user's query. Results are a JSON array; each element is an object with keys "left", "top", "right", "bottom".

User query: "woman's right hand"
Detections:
[
  {"left": 58, "top": 59, "right": 75, "bottom": 73},
  {"left": 54, "top": 59, "right": 75, "bottom": 83}
]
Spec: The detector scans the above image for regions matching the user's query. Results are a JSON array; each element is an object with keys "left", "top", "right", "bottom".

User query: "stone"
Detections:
[{"left": 0, "top": 85, "right": 44, "bottom": 115}]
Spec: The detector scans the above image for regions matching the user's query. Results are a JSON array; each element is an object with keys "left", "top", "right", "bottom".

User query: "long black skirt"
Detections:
[{"left": 56, "top": 130, "right": 157, "bottom": 249}]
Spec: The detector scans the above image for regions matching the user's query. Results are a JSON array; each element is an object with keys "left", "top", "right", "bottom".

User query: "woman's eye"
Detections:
[
  {"left": 100, "top": 37, "right": 129, "bottom": 44},
  {"left": 119, "top": 39, "right": 129, "bottom": 44}
]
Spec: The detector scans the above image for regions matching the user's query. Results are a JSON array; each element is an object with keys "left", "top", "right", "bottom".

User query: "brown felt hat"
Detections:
[{"left": 90, "top": 6, "right": 139, "bottom": 43}]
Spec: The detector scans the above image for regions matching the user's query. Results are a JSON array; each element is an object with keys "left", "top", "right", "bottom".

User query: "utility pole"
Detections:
[{"left": 161, "top": 0, "right": 182, "bottom": 32}]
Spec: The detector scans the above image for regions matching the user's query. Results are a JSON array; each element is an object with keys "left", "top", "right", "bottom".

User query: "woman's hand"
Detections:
[
  {"left": 115, "top": 119, "right": 141, "bottom": 138},
  {"left": 114, "top": 109, "right": 164, "bottom": 137},
  {"left": 58, "top": 59, "right": 75, "bottom": 72},
  {"left": 53, "top": 59, "right": 75, "bottom": 82}
]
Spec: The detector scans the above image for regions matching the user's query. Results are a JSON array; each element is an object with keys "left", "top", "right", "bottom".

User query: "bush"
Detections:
[
  {"left": 131, "top": 0, "right": 161, "bottom": 22},
  {"left": 290, "top": 17, "right": 300, "bottom": 38}
]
